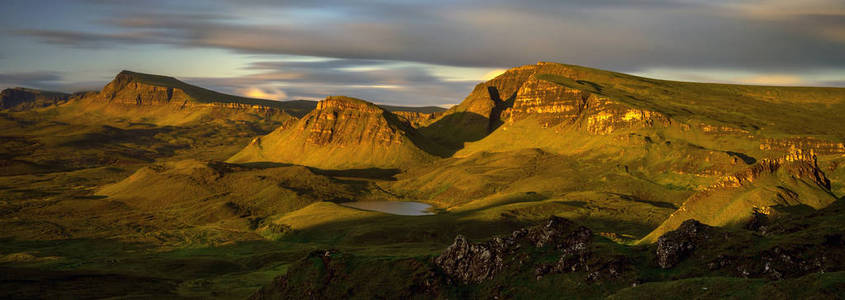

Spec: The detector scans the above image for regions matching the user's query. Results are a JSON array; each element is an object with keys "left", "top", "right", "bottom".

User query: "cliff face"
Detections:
[
  {"left": 299, "top": 96, "right": 412, "bottom": 146},
  {"left": 228, "top": 96, "right": 439, "bottom": 169},
  {"left": 430, "top": 62, "right": 670, "bottom": 144},
  {"left": 503, "top": 77, "right": 668, "bottom": 134},
  {"left": 99, "top": 71, "right": 191, "bottom": 106},
  {"left": 0, "top": 88, "right": 69, "bottom": 111}
]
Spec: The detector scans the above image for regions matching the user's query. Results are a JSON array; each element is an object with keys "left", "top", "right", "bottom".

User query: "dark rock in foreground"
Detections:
[
  {"left": 435, "top": 216, "right": 625, "bottom": 283},
  {"left": 655, "top": 219, "right": 715, "bottom": 269}
]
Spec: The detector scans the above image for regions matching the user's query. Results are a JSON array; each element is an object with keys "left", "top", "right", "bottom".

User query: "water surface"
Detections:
[{"left": 339, "top": 201, "right": 434, "bottom": 216}]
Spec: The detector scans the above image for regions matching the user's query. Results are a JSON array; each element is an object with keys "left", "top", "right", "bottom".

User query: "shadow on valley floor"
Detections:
[
  {"left": 236, "top": 161, "right": 401, "bottom": 181},
  {"left": 0, "top": 266, "right": 179, "bottom": 299},
  {"left": 0, "top": 237, "right": 310, "bottom": 299},
  {"left": 610, "top": 193, "right": 678, "bottom": 209},
  {"left": 415, "top": 86, "right": 517, "bottom": 157}
]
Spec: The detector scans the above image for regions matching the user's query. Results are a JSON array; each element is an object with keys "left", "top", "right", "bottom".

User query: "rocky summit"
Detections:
[{"left": 228, "top": 96, "right": 443, "bottom": 169}]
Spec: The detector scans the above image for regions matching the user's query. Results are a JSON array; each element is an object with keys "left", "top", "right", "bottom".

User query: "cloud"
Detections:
[
  {"left": 736, "top": 74, "right": 805, "bottom": 86},
  {"left": 0, "top": 71, "right": 63, "bottom": 90},
  {"left": 182, "top": 58, "right": 478, "bottom": 105},
  {"left": 239, "top": 86, "right": 287, "bottom": 100},
  {"left": 4, "top": 0, "right": 845, "bottom": 103},
  {"left": 9, "top": 0, "right": 845, "bottom": 72}
]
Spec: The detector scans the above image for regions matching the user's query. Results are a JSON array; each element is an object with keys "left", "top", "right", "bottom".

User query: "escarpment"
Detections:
[
  {"left": 0, "top": 87, "right": 69, "bottom": 111},
  {"left": 87, "top": 71, "right": 289, "bottom": 116},
  {"left": 502, "top": 76, "right": 669, "bottom": 134},
  {"left": 641, "top": 149, "right": 837, "bottom": 243},
  {"left": 228, "top": 96, "right": 442, "bottom": 169},
  {"left": 425, "top": 62, "right": 672, "bottom": 149}
]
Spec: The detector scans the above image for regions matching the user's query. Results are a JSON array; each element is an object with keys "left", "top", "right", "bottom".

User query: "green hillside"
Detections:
[{"left": 1, "top": 62, "right": 844, "bottom": 299}]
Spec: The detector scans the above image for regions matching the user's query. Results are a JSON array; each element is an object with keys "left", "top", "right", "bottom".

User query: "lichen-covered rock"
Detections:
[
  {"left": 433, "top": 235, "right": 514, "bottom": 283},
  {"left": 655, "top": 219, "right": 714, "bottom": 269},
  {"left": 434, "top": 216, "right": 612, "bottom": 284}
]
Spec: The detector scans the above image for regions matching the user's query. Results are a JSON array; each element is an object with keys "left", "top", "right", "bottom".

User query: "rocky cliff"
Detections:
[
  {"left": 228, "top": 96, "right": 442, "bottom": 169},
  {"left": 0, "top": 87, "right": 69, "bottom": 111},
  {"left": 502, "top": 75, "right": 669, "bottom": 134},
  {"left": 423, "top": 62, "right": 673, "bottom": 150}
]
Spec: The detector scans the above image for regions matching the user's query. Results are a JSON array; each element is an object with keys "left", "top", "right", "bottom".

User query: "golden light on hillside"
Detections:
[{"left": 482, "top": 68, "right": 507, "bottom": 81}]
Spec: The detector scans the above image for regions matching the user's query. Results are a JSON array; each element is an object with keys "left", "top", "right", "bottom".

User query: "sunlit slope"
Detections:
[
  {"left": 640, "top": 151, "right": 837, "bottom": 243},
  {"left": 96, "top": 159, "right": 394, "bottom": 242},
  {"left": 402, "top": 62, "right": 844, "bottom": 236},
  {"left": 442, "top": 62, "right": 844, "bottom": 155},
  {"left": 228, "top": 96, "right": 444, "bottom": 169}
]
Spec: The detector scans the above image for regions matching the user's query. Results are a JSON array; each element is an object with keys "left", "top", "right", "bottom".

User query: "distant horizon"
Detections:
[
  {"left": 2, "top": 0, "right": 844, "bottom": 107},
  {"left": 6, "top": 62, "right": 845, "bottom": 109}
]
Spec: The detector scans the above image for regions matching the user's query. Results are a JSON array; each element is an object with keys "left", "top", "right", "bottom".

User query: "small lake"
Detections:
[{"left": 339, "top": 201, "right": 435, "bottom": 216}]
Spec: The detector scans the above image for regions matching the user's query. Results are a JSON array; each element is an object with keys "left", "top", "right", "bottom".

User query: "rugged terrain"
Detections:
[{"left": 1, "top": 63, "right": 843, "bottom": 299}]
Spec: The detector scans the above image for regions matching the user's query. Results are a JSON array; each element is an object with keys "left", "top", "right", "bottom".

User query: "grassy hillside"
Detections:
[
  {"left": 529, "top": 62, "right": 845, "bottom": 137},
  {"left": 1, "top": 62, "right": 844, "bottom": 298}
]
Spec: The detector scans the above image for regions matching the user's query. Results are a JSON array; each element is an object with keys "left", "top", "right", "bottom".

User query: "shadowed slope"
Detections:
[{"left": 0, "top": 88, "right": 69, "bottom": 111}]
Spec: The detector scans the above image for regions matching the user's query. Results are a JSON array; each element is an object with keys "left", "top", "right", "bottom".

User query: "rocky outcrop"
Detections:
[
  {"left": 710, "top": 149, "right": 830, "bottom": 190},
  {"left": 760, "top": 137, "right": 845, "bottom": 156},
  {"left": 434, "top": 216, "right": 623, "bottom": 284},
  {"left": 228, "top": 96, "right": 441, "bottom": 169},
  {"left": 503, "top": 78, "right": 669, "bottom": 134},
  {"left": 433, "top": 235, "right": 513, "bottom": 283},
  {"left": 299, "top": 96, "right": 411, "bottom": 146},
  {"left": 504, "top": 78, "right": 588, "bottom": 127},
  {"left": 640, "top": 149, "right": 837, "bottom": 244},
  {"left": 0, "top": 88, "right": 69, "bottom": 111},
  {"left": 654, "top": 217, "right": 844, "bottom": 280},
  {"left": 655, "top": 219, "right": 716, "bottom": 268}
]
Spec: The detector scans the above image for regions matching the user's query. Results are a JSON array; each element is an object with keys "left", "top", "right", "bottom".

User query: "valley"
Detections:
[{"left": 1, "top": 63, "right": 844, "bottom": 299}]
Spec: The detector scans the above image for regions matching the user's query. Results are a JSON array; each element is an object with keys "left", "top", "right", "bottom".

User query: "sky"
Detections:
[{"left": 1, "top": 0, "right": 844, "bottom": 106}]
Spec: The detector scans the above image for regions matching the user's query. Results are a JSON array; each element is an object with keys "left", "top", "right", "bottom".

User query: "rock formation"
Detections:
[
  {"left": 72, "top": 71, "right": 295, "bottom": 122},
  {"left": 435, "top": 216, "right": 624, "bottom": 283},
  {"left": 641, "top": 149, "right": 837, "bottom": 243},
  {"left": 228, "top": 96, "right": 442, "bottom": 169},
  {"left": 655, "top": 219, "right": 716, "bottom": 268}
]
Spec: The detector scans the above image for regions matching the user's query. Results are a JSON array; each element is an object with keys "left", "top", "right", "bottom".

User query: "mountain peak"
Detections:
[
  {"left": 316, "top": 96, "right": 383, "bottom": 113},
  {"left": 228, "top": 95, "right": 441, "bottom": 169}
]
